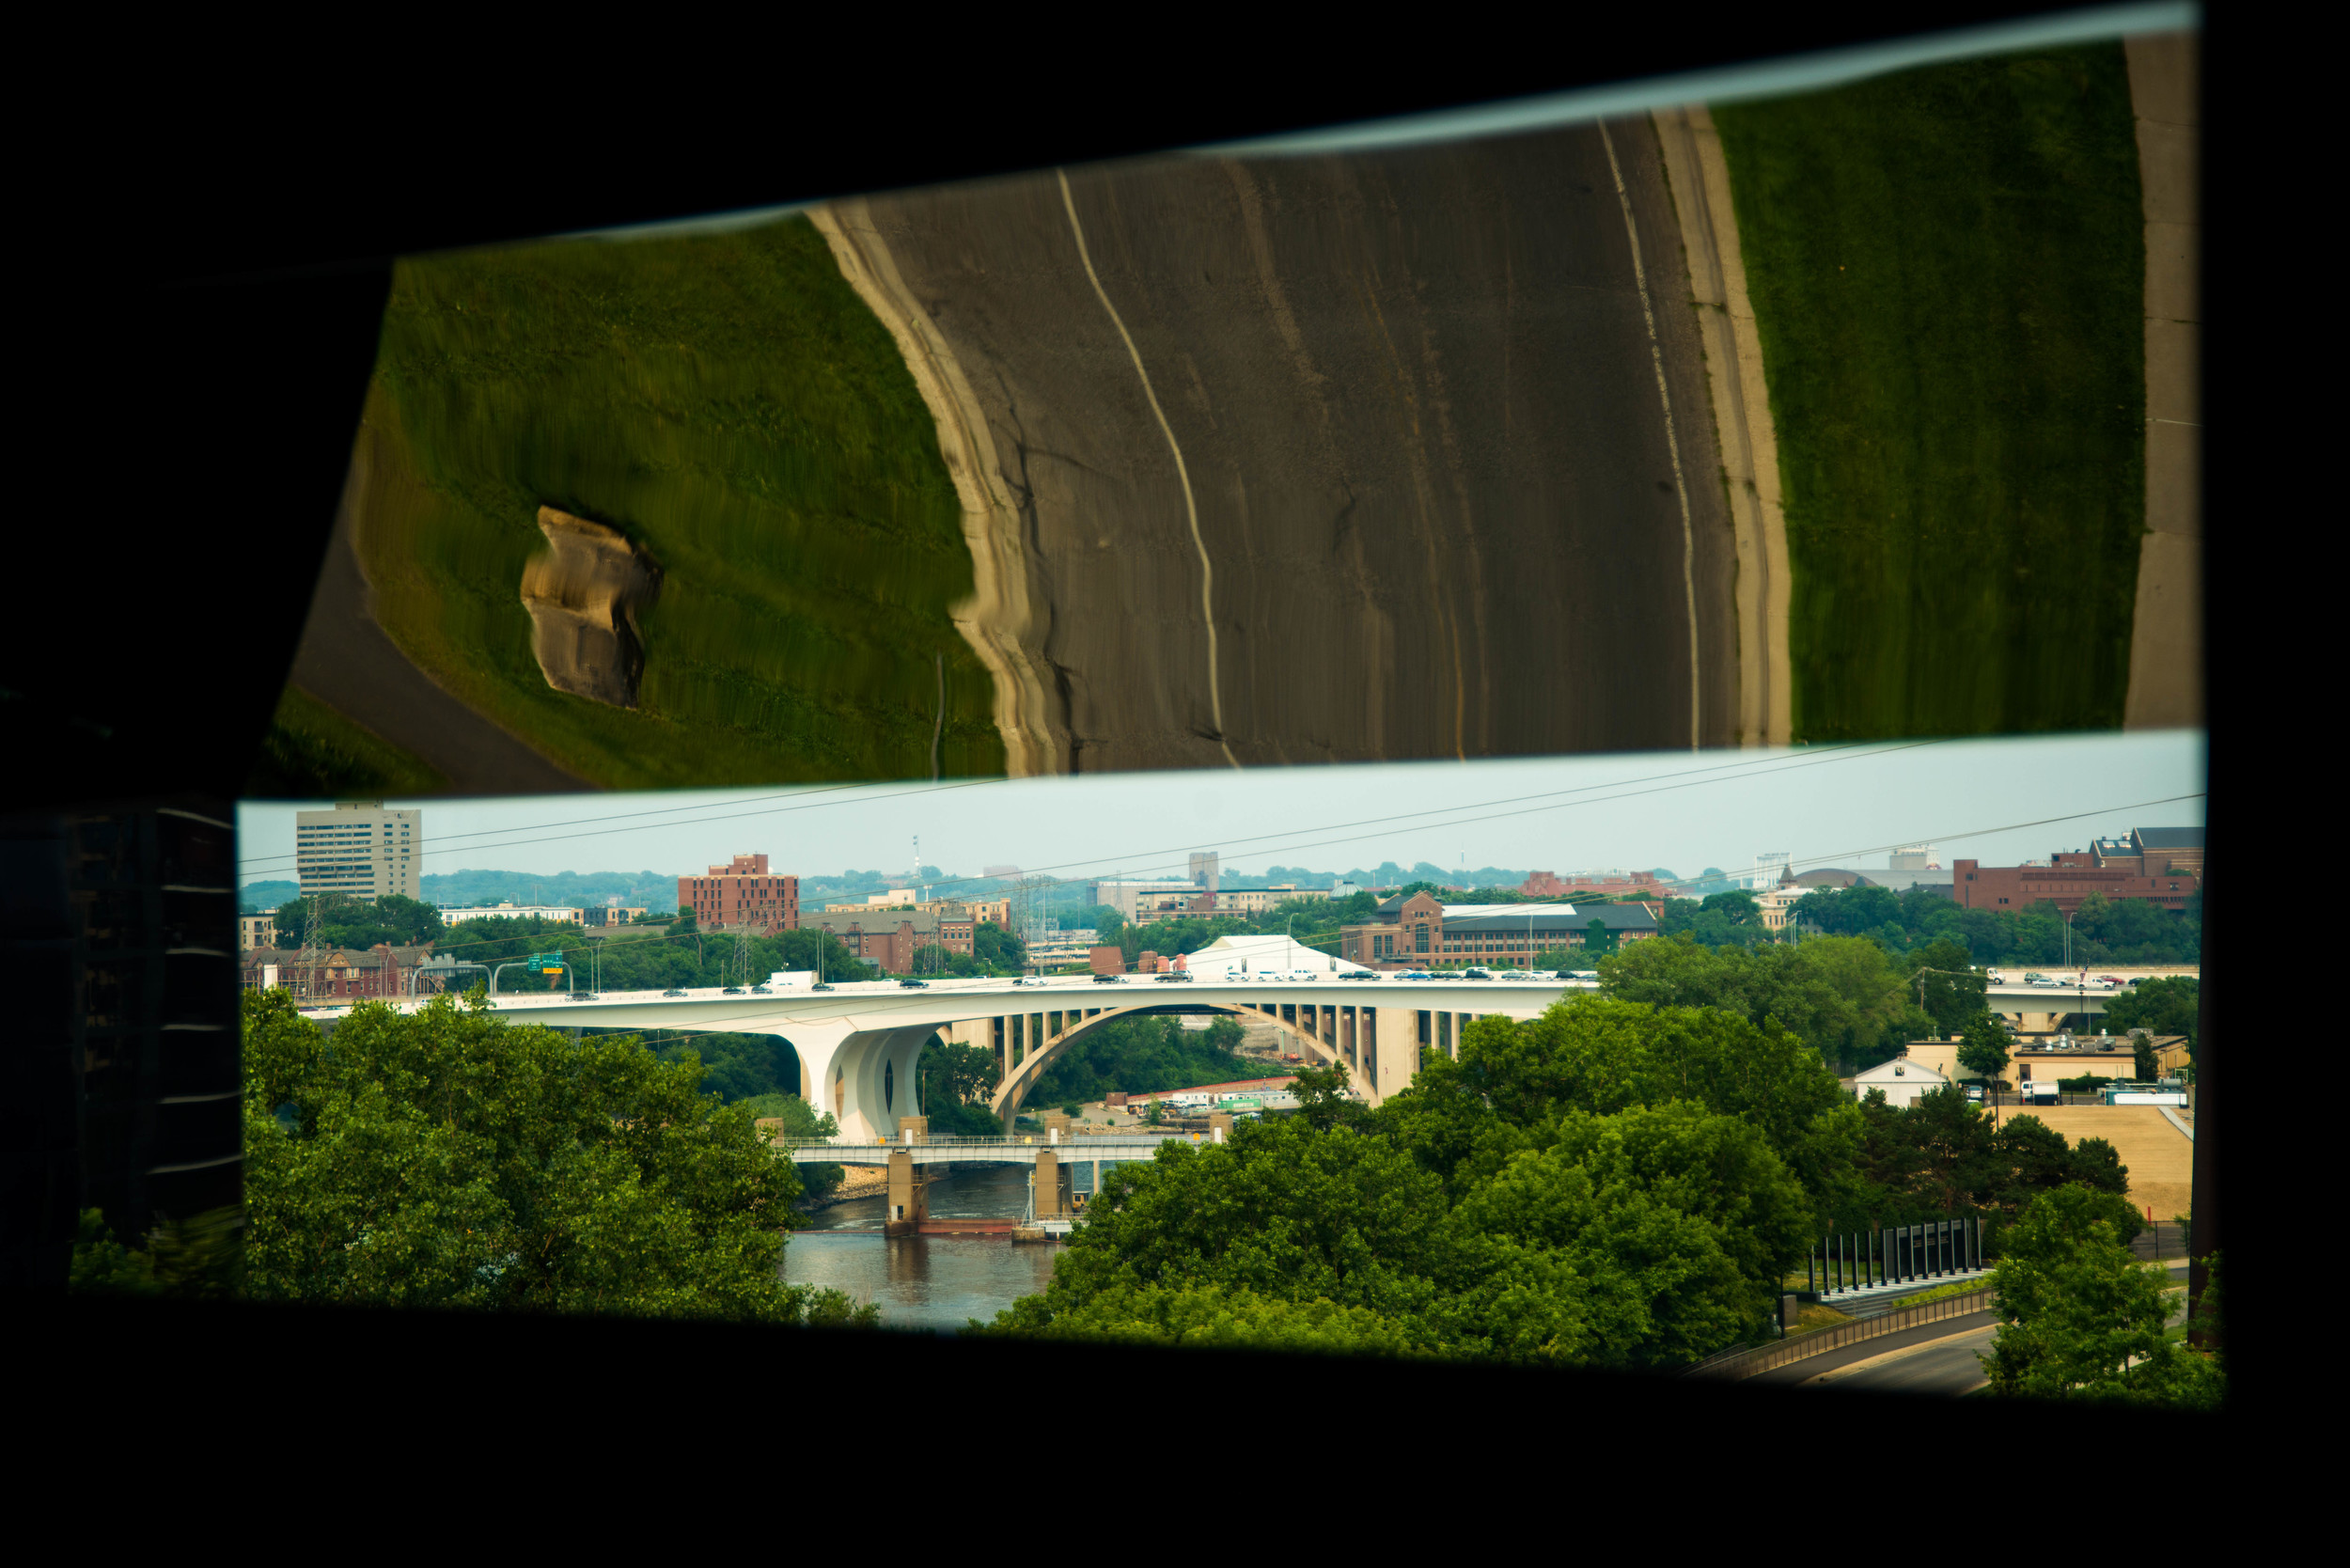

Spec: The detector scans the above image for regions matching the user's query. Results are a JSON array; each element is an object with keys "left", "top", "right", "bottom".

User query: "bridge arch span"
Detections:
[{"left": 989, "top": 999, "right": 1364, "bottom": 1123}]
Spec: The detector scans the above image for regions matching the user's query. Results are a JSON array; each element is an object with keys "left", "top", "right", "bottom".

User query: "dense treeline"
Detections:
[
  {"left": 272, "top": 893, "right": 1031, "bottom": 986},
  {"left": 71, "top": 993, "right": 881, "bottom": 1322},
  {"left": 1660, "top": 884, "right": 2199, "bottom": 965},
  {"left": 1026, "top": 1016, "right": 1261, "bottom": 1107},
  {"left": 1595, "top": 932, "right": 1977, "bottom": 1074},
  {"left": 977, "top": 994, "right": 2152, "bottom": 1365}
]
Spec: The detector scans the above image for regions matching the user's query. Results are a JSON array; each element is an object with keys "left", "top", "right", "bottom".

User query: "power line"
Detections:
[
  {"left": 242, "top": 741, "right": 1907, "bottom": 880},
  {"left": 236, "top": 776, "right": 1013, "bottom": 876}
]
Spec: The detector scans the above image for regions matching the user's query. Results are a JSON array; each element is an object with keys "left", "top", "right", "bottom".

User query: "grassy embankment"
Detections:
[
  {"left": 1714, "top": 44, "right": 2146, "bottom": 740},
  {"left": 246, "top": 685, "right": 447, "bottom": 796},
  {"left": 339, "top": 214, "right": 1002, "bottom": 788}
]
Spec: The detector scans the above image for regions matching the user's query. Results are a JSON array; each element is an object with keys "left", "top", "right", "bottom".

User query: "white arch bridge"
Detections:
[{"left": 302, "top": 974, "right": 1584, "bottom": 1142}]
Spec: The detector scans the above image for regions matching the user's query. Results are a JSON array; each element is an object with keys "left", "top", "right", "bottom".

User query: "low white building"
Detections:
[
  {"left": 1851, "top": 1056, "right": 1950, "bottom": 1108},
  {"left": 437, "top": 902, "right": 584, "bottom": 925}
]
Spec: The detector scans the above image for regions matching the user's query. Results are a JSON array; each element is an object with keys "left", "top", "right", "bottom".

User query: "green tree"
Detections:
[
  {"left": 1982, "top": 1184, "right": 2220, "bottom": 1407},
  {"left": 1905, "top": 938, "right": 1988, "bottom": 1031},
  {"left": 2131, "top": 1031, "right": 2160, "bottom": 1081},
  {"left": 1957, "top": 1012, "right": 2013, "bottom": 1080},
  {"left": 973, "top": 920, "right": 1027, "bottom": 971},
  {"left": 239, "top": 988, "right": 875, "bottom": 1325},
  {"left": 922, "top": 1040, "right": 1003, "bottom": 1108},
  {"left": 2105, "top": 976, "right": 2199, "bottom": 1050}
]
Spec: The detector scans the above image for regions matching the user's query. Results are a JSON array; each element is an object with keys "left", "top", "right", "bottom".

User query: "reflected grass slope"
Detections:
[
  {"left": 361, "top": 215, "right": 1002, "bottom": 788},
  {"left": 247, "top": 685, "right": 448, "bottom": 797},
  {"left": 1716, "top": 44, "right": 2146, "bottom": 740}
]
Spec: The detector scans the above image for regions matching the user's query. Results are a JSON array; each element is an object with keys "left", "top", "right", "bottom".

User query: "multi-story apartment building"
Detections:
[
  {"left": 295, "top": 801, "right": 422, "bottom": 901},
  {"left": 238, "top": 914, "right": 277, "bottom": 951},
  {"left": 1340, "top": 891, "right": 1658, "bottom": 966},
  {"left": 678, "top": 854, "right": 800, "bottom": 934}
]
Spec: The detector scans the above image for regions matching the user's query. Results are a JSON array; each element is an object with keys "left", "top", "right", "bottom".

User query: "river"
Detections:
[{"left": 783, "top": 1163, "right": 1058, "bottom": 1332}]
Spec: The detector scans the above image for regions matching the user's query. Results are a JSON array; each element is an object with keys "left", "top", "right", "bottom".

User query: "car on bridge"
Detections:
[
  {"left": 1154, "top": 971, "right": 1192, "bottom": 982},
  {"left": 1092, "top": 972, "right": 1124, "bottom": 984},
  {"left": 899, "top": 978, "right": 930, "bottom": 989},
  {"left": 1014, "top": 976, "right": 1049, "bottom": 987},
  {"left": 1396, "top": 970, "right": 1433, "bottom": 980},
  {"left": 722, "top": 986, "right": 745, "bottom": 995},
  {"left": 1462, "top": 967, "right": 1494, "bottom": 980},
  {"left": 663, "top": 988, "right": 688, "bottom": 996},
  {"left": 1338, "top": 969, "right": 1379, "bottom": 980}
]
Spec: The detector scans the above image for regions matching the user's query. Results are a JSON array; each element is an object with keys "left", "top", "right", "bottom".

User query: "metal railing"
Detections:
[
  {"left": 1684, "top": 1287, "right": 1998, "bottom": 1382},
  {"left": 767, "top": 1133, "right": 1192, "bottom": 1151}
]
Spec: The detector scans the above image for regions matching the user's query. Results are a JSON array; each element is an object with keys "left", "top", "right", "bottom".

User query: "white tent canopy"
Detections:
[{"left": 1180, "top": 933, "right": 1370, "bottom": 979}]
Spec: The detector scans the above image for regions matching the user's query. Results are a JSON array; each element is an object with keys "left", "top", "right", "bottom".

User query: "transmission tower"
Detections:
[
  {"left": 300, "top": 893, "right": 324, "bottom": 999},
  {"left": 724, "top": 921, "right": 759, "bottom": 986}
]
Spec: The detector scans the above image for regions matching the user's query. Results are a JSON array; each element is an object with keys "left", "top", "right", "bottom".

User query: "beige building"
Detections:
[
  {"left": 295, "top": 801, "right": 422, "bottom": 901},
  {"left": 238, "top": 914, "right": 277, "bottom": 952}
]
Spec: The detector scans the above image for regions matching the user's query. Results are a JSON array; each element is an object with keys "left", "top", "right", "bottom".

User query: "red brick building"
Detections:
[
  {"left": 243, "top": 943, "right": 433, "bottom": 999},
  {"left": 1341, "top": 890, "right": 1658, "bottom": 966},
  {"left": 805, "top": 907, "right": 975, "bottom": 973},
  {"left": 1951, "top": 853, "right": 2199, "bottom": 917},
  {"left": 679, "top": 854, "right": 800, "bottom": 934},
  {"left": 1521, "top": 870, "right": 1663, "bottom": 899}
]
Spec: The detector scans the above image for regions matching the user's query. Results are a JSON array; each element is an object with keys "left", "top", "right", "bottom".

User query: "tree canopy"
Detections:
[
  {"left": 1982, "top": 1184, "right": 2220, "bottom": 1407},
  {"left": 234, "top": 988, "right": 874, "bottom": 1325}
]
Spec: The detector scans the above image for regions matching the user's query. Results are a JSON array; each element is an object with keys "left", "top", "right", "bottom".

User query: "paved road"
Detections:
[
  {"left": 284, "top": 415, "right": 589, "bottom": 796},
  {"left": 855, "top": 119, "right": 1740, "bottom": 773},
  {"left": 1757, "top": 1262, "right": 2195, "bottom": 1397}
]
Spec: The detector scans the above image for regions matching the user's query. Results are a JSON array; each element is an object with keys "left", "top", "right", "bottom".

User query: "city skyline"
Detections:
[{"left": 237, "top": 730, "right": 2205, "bottom": 901}]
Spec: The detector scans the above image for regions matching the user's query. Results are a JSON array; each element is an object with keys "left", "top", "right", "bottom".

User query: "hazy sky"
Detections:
[{"left": 237, "top": 730, "right": 2204, "bottom": 893}]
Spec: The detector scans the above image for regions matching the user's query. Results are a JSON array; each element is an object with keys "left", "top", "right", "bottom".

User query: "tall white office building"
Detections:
[
  {"left": 1747, "top": 851, "right": 1792, "bottom": 889},
  {"left": 296, "top": 801, "right": 423, "bottom": 901}
]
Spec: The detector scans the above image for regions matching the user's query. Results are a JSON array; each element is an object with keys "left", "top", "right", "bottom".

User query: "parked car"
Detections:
[{"left": 1964, "top": 1084, "right": 1985, "bottom": 1103}]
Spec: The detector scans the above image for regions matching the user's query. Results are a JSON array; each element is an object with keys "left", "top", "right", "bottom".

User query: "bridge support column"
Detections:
[
  {"left": 1033, "top": 1150, "right": 1066, "bottom": 1219},
  {"left": 786, "top": 1021, "right": 939, "bottom": 1144},
  {"left": 885, "top": 1149, "right": 927, "bottom": 1236}
]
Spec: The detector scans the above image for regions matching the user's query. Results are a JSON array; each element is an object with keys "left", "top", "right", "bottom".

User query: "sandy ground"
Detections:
[
  {"left": 1992, "top": 1103, "right": 2193, "bottom": 1220},
  {"left": 1652, "top": 105, "right": 1794, "bottom": 749},
  {"left": 2122, "top": 33, "right": 2201, "bottom": 729},
  {"left": 834, "top": 121, "right": 1741, "bottom": 773}
]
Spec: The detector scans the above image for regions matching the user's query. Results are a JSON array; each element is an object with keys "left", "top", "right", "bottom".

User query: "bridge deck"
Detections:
[{"left": 776, "top": 1136, "right": 1197, "bottom": 1165}]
